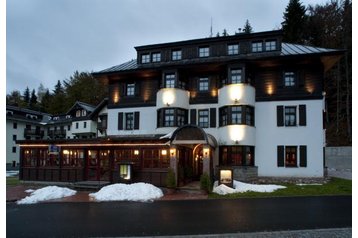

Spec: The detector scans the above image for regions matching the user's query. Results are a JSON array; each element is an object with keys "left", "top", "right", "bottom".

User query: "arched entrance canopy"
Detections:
[{"left": 161, "top": 125, "right": 217, "bottom": 148}]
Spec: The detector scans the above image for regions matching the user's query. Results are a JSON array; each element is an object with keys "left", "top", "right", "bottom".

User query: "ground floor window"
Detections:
[
  {"left": 62, "top": 149, "right": 84, "bottom": 167},
  {"left": 219, "top": 146, "right": 255, "bottom": 166},
  {"left": 277, "top": 145, "right": 307, "bottom": 168},
  {"left": 285, "top": 146, "right": 297, "bottom": 167}
]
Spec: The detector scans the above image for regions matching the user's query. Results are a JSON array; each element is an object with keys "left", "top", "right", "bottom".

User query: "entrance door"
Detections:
[
  {"left": 87, "top": 149, "right": 111, "bottom": 181},
  {"left": 99, "top": 150, "right": 110, "bottom": 181},
  {"left": 87, "top": 150, "right": 98, "bottom": 180},
  {"left": 193, "top": 145, "right": 203, "bottom": 180}
]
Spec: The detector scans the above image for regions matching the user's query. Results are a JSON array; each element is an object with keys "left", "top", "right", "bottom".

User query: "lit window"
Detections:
[
  {"left": 199, "top": 47, "right": 209, "bottom": 57},
  {"left": 152, "top": 52, "right": 161, "bottom": 62},
  {"left": 285, "top": 146, "right": 297, "bottom": 167},
  {"left": 285, "top": 106, "right": 296, "bottom": 126},
  {"left": 82, "top": 110, "right": 86, "bottom": 116},
  {"left": 265, "top": 40, "right": 277, "bottom": 51},
  {"left": 165, "top": 74, "right": 176, "bottom": 88},
  {"left": 228, "top": 44, "right": 239, "bottom": 55},
  {"left": 284, "top": 72, "right": 295, "bottom": 87},
  {"left": 199, "top": 77, "right": 209, "bottom": 91},
  {"left": 125, "top": 113, "right": 134, "bottom": 130},
  {"left": 252, "top": 41, "right": 263, "bottom": 52},
  {"left": 230, "top": 69, "right": 242, "bottom": 84},
  {"left": 127, "top": 83, "right": 135, "bottom": 96},
  {"left": 76, "top": 110, "right": 81, "bottom": 117},
  {"left": 141, "top": 54, "right": 150, "bottom": 63},
  {"left": 198, "top": 110, "right": 209, "bottom": 128},
  {"left": 172, "top": 50, "right": 182, "bottom": 60}
]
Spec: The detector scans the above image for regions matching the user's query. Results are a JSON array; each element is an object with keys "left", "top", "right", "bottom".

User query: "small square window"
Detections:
[
  {"left": 265, "top": 40, "right": 277, "bottom": 51},
  {"left": 284, "top": 72, "right": 295, "bottom": 87},
  {"left": 252, "top": 41, "right": 263, "bottom": 52},
  {"left": 127, "top": 83, "right": 135, "bottom": 96},
  {"left": 228, "top": 44, "right": 239, "bottom": 55},
  {"left": 199, "top": 47, "right": 209, "bottom": 57},
  {"left": 152, "top": 52, "right": 161, "bottom": 62},
  {"left": 199, "top": 78, "right": 209, "bottom": 91},
  {"left": 172, "top": 50, "right": 182, "bottom": 60},
  {"left": 141, "top": 54, "right": 150, "bottom": 63}
]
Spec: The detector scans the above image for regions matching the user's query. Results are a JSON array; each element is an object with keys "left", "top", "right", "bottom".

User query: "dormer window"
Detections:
[
  {"left": 152, "top": 52, "right": 161, "bottom": 62},
  {"left": 230, "top": 68, "right": 243, "bottom": 84},
  {"left": 228, "top": 44, "right": 239, "bottom": 55},
  {"left": 252, "top": 41, "right": 263, "bottom": 52},
  {"left": 53, "top": 116, "right": 59, "bottom": 120},
  {"left": 141, "top": 54, "right": 150, "bottom": 63},
  {"left": 284, "top": 72, "right": 296, "bottom": 87},
  {"left": 76, "top": 110, "right": 81, "bottom": 117},
  {"left": 66, "top": 115, "right": 71, "bottom": 119},
  {"left": 265, "top": 40, "right": 277, "bottom": 51},
  {"left": 199, "top": 46, "right": 209, "bottom": 57},
  {"left": 165, "top": 74, "right": 176, "bottom": 88},
  {"left": 82, "top": 110, "right": 87, "bottom": 116},
  {"left": 172, "top": 50, "right": 182, "bottom": 60},
  {"left": 126, "top": 83, "right": 135, "bottom": 96},
  {"left": 199, "top": 77, "right": 209, "bottom": 91}
]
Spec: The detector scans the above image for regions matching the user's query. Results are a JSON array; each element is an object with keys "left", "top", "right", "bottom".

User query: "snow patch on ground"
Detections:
[
  {"left": 296, "top": 183, "right": 322, "bottom": 186},
  {"left": 25, "top": 189, "right": 35, "bottom": 193},
  {"left": 213, "top": 180, "right": 286, "bottom": 195},
  {"left": 89, "top": 183, "right": 163, "bottom": 202},
  {"left": 6, "top": 171, "right": 19, "bottom": 177},
  {"left": 17, "top": 186, "right": 77, "bottom": 204}
]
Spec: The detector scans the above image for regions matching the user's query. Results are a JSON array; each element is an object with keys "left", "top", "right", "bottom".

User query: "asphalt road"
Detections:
[{"left": 7, "top": 196, "right": 351, "bottom": 237}]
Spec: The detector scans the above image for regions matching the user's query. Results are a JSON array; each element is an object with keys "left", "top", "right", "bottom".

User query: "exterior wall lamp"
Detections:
[{"left": 134, "top": 150, "right": 139, "bottom": 155}]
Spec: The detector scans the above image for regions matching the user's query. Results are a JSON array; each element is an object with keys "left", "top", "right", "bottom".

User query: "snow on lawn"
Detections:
[
  {"left": 89, "top": 183, "right": 163, "bottom": 202},
  {"left": 296, "top": 183, "right": 322, "bottom": 186},
  {"left": 213, "top": 180, "right": 286, "bottom": 195},
  {"left": 6, "top": 171, "right": 19, "bottom": 177},
  {"left": 17, "top": 186, "right": 76, "bottom": 205}
]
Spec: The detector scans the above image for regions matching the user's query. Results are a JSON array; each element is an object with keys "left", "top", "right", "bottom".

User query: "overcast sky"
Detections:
[{"left": 6, "top": 0, "right": 329, "bottom": 94}]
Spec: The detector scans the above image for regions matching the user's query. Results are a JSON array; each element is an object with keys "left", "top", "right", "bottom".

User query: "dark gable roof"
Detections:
[
  {"left": 65, "top": 101, "right": 96, "bottom": 115},
  {"left": 95, "top": 43, "right": 342, "bottom": 74}
]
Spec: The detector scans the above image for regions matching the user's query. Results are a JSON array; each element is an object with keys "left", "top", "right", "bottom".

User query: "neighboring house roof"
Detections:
[
  {"left": 89, "top": 98, "right": 108, "bottom": 119},
  {"left": 65, "top": 101, "right": 96, "bottom": 115},
  {"left": 95, "top": 43, "right": 342, "bottom": 74}
]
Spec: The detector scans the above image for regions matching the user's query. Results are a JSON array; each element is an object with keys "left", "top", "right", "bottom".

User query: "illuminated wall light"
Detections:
[
  {"left": 306, "top": 85, "right": 315, "bottom": 94},
  {"left": 113, "top": 91, "right": 120, "bottom": 103},
  {"left": 229, "top": 125, "right": 245, "bottom": 143},
  {"left": 267, "top": 84, "right": 274, "bottom": 95},
  {"left": 63, "top": 150, "right": 69, "bottom": 155},
  {"left": 229, "top": 84, "right": 243, "bottom": 103},
  {"left": 211, "top": 89, "right": 218, "bottom": 97},
  {"left": 170, "top": 148, "right": 176, "bottom": 157},
  {"left": 134, "top": 150, "right": 139, "bottom": 155},
  {"left": 162, "top": 90, "right": 175, "bottom": 106},
  {"left": 203, "top": 147, "right": 210, "bottom": 157},
  {"left": 88, "top": 150, "right": 92, "bottom": 156},
  {"left": 161, "top": 150, "right": 167, "bottom": 156}
]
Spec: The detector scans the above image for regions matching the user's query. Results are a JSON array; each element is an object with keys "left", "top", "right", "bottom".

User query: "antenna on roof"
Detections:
[{"left": 210, "top": 17, "right": 213, "bottom": 37}]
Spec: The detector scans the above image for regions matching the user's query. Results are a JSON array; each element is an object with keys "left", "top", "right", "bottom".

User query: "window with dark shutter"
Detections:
[
  {"left": 299, "top": 145, "right": 307, "bottom": 167},
  {"left": 299, "top": 105, "right": 306, "bottom": 126},
  {"left": 134, "top": 111, "right": 140, "bottom": 129},
  {"left": 277, "top": 106, "right": 284, "bottom": 127},
  {"left": 190, "top": 109, "right": 196, "bottom": 125},
  {"left": 277, "top": 146, "right": 284, "bottom": 167},
  {"left": 118, "top": 112, "right": 123, "bottom": 130},
  {"left": 210, "top": 108, "right": 216, "bottom": 128}
]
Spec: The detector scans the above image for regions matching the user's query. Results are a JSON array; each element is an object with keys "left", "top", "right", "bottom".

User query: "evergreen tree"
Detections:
[
  {"left": 40, "top": 89, "right": 52, "bottom": 112},
  {"left": 222, "top": 29, "right": 229, "bottom": 36},
  {"left": 30, "top": 89, "right": 38, "bottom": 108},
  {"left": 282, "top": 0, "right": 307, "bottom": 43},
  {"left": 242, "top": 20, "right": 253, "bottom": 33},
  {"left": 6, "top": 90, "right": 25, "bottom": 107},
  {"left": 23, "top": 87, "right": 30, "bottom": 105}
]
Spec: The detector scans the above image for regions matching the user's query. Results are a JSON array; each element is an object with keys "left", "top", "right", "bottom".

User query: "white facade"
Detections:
[{"left": 255, "top": 99, "right": 325, "bottom": 177}]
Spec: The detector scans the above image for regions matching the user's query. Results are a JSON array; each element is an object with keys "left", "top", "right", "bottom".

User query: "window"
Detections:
[
  {"left": 152, "top": 52, "right": 161, "bottom": 62},
  {"left": 13, "top": 123, "right": 17, "bottom": 129},
  {"left": 219, "top": 105, "right": 255, "bottom": 126},
  {"left": 198, "top": 110, "right": 209, "bottom": 128},
  {"left": 231, "top": 106, "right": 242, "bottom": 124},
  {"left": 285, "top": 106, "right": 296, "bottom": 126},
  {"left": 252, "top": 41, "right": 263, "bottom": 52},
  {"left": 284, "top": 72, "right": 295, "bottom": 87},
  {"left": 246, "top": 107, "right": 254, "bottom": 126},
  {"left": 285, "top": 146, "right": 297, "bottom": 167},
  {"left": 125, "top": 113, "right": 134, "bottom": 130},
  {"left": 172, "top": 50, "right": 182, "bottom": 60},
  {"left": 199, "top": 47, "right": 209, "bottom": 57},
  {"left": 82, "top": 110, "right": 86, "bottom": 116},
  {"left": 12, "top": 147, "right": 16, "bottom": 153},
  {"left": 164, "top": 109, "right": 175, "bottom": 127},
  {"left": 177, "top": 109, "right": 186, "bottom": 126},
  {"left": 199, "top": 77, "right": 209, "bottom": 91},
  {"left": 228, "top": 44, "right": 239, "bottom": 55},
  {"left": 67, "top": 125, "right": 71, "bottom": 131},
  {"left": 84, "top": 122, "right": 87, "bottom": 128},
  {"left": 220, "top": 107, "right": 228, "bottom": 126},
  {"left": 230, "top": 69, "right": 242, "bottom": 84},
  {"left": 13, "top": 135, "right": 17, "bottom": 141},
  {"left": 265, "top": 40, "right": 277, "bottom": 51},
  {"left": 141, "top": 54, "right": 150, "bottom": 63},
  {"left": 220, "top": 146, "right": 255, "bottom": 166},
  {"left": 76, "top": 110, "right": 81, "bottom": 117},
  {"left": 76, "top": 122, "right": 79, "bottom": 129},
  {"left": 126, "top": 83, "right": 135, "bottom": 96},
  {"left": 165, "top": 74, "right": 176, "bottom": 88}
]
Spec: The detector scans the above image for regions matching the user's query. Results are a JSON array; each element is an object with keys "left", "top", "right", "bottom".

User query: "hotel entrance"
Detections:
[{"left": 87, "top": 149, "right": 111, "bottom": 181}]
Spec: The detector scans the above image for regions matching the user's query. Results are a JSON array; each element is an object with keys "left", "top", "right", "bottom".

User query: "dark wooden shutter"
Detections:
[
  {"left": 134, "top": 111, "right": 140, "bottom": 129},
  {"left": 299, "top": 145, "right": 307, "bottom": 167},
  {"left": 190, "top": 109, "right": 196, "bottom": 125},
  {"left": 210, "top": 108, "right": 216, "bottom": 128},
  {"left": 277, "top": 106, "right": 284, "bottom": 127},
  {"left": 277, "top": 146, "right": 285, "bottom": 167},
  {"left": 299, "top": 105, "right": 306, "bottom": 126},
  {"left": 118, "top": 112, "right": 123, "bottom": 130}
]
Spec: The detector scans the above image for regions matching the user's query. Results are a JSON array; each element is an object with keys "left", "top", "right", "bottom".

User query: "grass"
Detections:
[
  {"left": 209, "top": 177, "right": 352, "bottom": 199},
  {"left": 6, "top": 176, "right": 20, "bottom": 186}
]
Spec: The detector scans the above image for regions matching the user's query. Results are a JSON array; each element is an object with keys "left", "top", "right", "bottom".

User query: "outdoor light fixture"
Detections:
[
  {"left": 170, "top": 148, "right": 176, "bottom": 156},
  {"left": 203, "top": 147, "right": 210, "bottom": 157},
  {"left": 63, "top": 150, "right": 69, "bottom": 155},
  {"left": 134, "top": 150, "right": 139, "bottom": 155},
  {"left": 161, "top": 150, "right": 167, "bottom": 156}
]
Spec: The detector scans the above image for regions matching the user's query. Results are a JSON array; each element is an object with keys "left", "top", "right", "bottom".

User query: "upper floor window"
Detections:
[
  {"left": 125, "top": 113, "right": 134, "bottom": 130},
  {"left": 228, "top": 44, "right": 239, "bottom": 55},
  {"left": 172, "top": 50, "right": 182, "bottom": 60},
  {"left": 198, "top": 109, "right": 209, "bottom": 128},
  {"left": 252, "top": 41, "right": 263, "bottom": 52},
  {"left": 265, "top": 40, "right": 277, "bottom": 51},
  {"left": 285, "top": 106, "right": 297, "bottom": 126},
  {"left": 164, "top": 109, "right": 175, "bottom": 127},
  {"left": 199, "top": 77, "right": 209, "bottom": 91},
  {"left": 284, "top": 72, "right": 295, "bottom": 87},
  {"left": 219, "top": 105, "right": 255, "bottom": 127},
  {"left": 76, "top": 110, "right": 81, "bottom": 117},
  {"left": 152, "top": 52, "right": 161, "bottom": 62},
  {"left": 82, "top": 110, "right": 86, "bottom": 116},
  {"left": 165, "top": 74, "right": 176, "bottom": 88},
  {"left": 141, "top": 54, "right": 150, "bottom": 63},
  {"left": 83, "top": 121, "right": 87, "bottom": 128},
  {"left": 230, "top": 69, "right": 242, "bottom": 84},
  {"left": 13, "top": 122, "right": 17, "bottom": 129},
  {"left": 199, "top": 47, "right": 209, "bottom": 57},
  {"left": 157, "top": 108, "right": 188, "bottom": 127},
  {"left": 76, "top": 122, "right": 79, "bottom": 129},
  {"left": 66, "top": 115, "right": 71, "bottom": 119},
  {"left": 6, "top": 110, "right": 13, "bottom": 116},
  {"left": 126, "top": 83, "right": 135, "bottom": 96}
]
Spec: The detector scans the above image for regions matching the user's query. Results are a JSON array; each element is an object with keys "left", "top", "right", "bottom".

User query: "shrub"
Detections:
[
  {"left": 166, "top": 168, "right": 176, "bottom": 189},
  {"left": 200, "top": 173, "right": 212, "bottom": 193}
]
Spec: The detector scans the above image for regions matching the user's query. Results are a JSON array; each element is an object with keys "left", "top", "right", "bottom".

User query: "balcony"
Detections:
[
  {"left": 24, "top": 128, "right": 45, "bottom": 138},
  {"left": 156, "top": 88, "right": 189, "bottom": 109},
  {"left": 47, "top": 129, "right": 66, "bottom": 139},
  {"left": 218, "top": 84, "right": 255, "bottom": 107}
]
